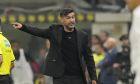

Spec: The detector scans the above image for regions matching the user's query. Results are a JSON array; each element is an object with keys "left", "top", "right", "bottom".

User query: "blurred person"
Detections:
[
  {"left": 126, "top": 0, "right": 140, "bottom": 83},
  {"left": 12, "top": 8, "right": 97, "bottom": 84},
  {"left": 0, "top": 18, "right": 15, "bottom": 84},
  {"left": 43, "top": 39, "right": 53, "bottom": 84},
  {"left": 11, "top": 40, "right": 34, "bottom": 84},
  {"left": 35, "top": 48, "right": 48, "bottom": 84},
  {"left": 36, "top": 47, "right": 53, "bottom": 84},
  {"left": 28, "top": 35, "right": 46, "bottom": 59},
  {"left": 119, "top": 34, "right": 130, "bottom": 71},
  {"left": 11, "top": 40, "right": 32, "bottom": 62},
  {"left": 113, "top": 34, "right": 133, "bottom": 84},
  {"left": 93, "top": 43, "right": 105, "bottom": 78},
  {"left": 98, "top": 37, "right": 118, "bottom": 84},
  {"left": 37, "top": 48, "right": 48, "bottom": 73},
  {"left": 99, "top": 31, "right": 110, "bottom": 45},
  {"left": 91, "top": 34, "right": 101, "bottom": 52}
]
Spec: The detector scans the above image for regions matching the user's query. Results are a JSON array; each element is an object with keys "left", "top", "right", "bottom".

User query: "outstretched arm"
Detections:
[{"left": 12, "top": 22, "right": 51, "bottom": 39}]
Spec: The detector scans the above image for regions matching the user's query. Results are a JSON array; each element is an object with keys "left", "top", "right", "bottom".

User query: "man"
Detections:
[
  {"left": 126, "top": 0, "right": 140, "bottom": 84},
  {"left": 114, "top": 34, "right": 132, "bottom": 83},
  {"left": 91, "top": 34, "right": 101, "bottom": 52},
  {"left": 99, "top": 31, "right": 110, "bottom": 45},
  {"left": 12, "top": 8, "right": 97, "bottom": 84},
  {"left": 11, "top": 40, "right": 34, "bottom": 84},
  {"left": 93, "top": 43, "right": 104, "bottom": 78},
  {"left": 99, "top": 37, "right": 118, "bottom": 84},
  {"left": 0, "top": 18, "right": 15, "bottom": 84}
]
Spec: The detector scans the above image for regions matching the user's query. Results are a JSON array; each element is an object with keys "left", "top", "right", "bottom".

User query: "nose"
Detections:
[{"left": 70, "top": 18, "right": 75, "bottom": 23}]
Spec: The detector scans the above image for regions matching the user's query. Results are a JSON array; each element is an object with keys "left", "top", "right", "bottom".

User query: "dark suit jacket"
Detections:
[{"left": 20, "top": 24, "right": 96, "bottom": 83}]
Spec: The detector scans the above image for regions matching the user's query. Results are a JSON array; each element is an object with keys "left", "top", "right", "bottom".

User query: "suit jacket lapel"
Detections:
[
  {"left": 57, "top": 26, "right": 63, "bottom": 46},
  {"left": 76, "top": 29, "right": 82, "bottom": 56},
  {"left": 76, "top": 29, "right": 86, "bottom": 78}
]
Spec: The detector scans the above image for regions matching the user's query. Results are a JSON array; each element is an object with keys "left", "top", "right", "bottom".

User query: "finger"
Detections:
[
  {"left": 12, "top": 25, "right": 19, "bottom": 29},
  {"left": 11, "top": 22, "right": 19, "bottom": 25},
  {"left": 12, "top": 24, "right": 19, "bottom": 27}
]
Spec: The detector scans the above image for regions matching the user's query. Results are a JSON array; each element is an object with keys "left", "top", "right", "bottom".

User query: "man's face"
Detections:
[
  {"left": 100, "top": 32, "right": 108, "bottom": 42},
  {"left": 104, "top": 40, "right": 113, "bottom": 50},
  {"left": 60, "top": 12, "right": 76, "bottom": 29},
  {"left": 126, "top": 0, "right": 139, "bottom": 10},
  {"left": 91, "top": 36, "right": 100, "bottom": 46},
  {"left": 122, "top": 39, "right": 129, "bottom": 46},
  {"left": 94, "top": 45, "right": 103, "bottom": 54}
]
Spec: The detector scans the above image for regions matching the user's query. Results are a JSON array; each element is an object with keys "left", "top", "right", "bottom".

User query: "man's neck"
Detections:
[{"left": 63, "top": 26, "right": 74, "bottom": 32}]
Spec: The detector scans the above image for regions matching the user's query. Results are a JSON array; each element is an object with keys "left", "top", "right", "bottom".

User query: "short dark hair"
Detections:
[
  {"left": 100, "top": 31, "right": 110, "bottom": 37},
  {"left": 59, "top": 8, "right": 75, "bottom": 17},
  {"left": 119, "top": 34, "right": 128, "bottom": 41},
  {"left": 92, "top": 34, "right": 101, "bottom": 42}
]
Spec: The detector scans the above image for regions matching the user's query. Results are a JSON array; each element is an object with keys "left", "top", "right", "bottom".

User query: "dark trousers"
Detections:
[
  {"left": 53, "top": 75, "right": 86, "bottom": 84},
  {"left": 0, "top": 75, "right": 12, "bottom": 84}
]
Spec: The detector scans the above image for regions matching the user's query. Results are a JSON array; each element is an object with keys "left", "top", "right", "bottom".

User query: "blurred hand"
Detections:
[
  {"left": 113, "top": 63, "right": 121, "bottom": 69},
  {"left": 12, "top": 22, "right": 23, "bottom": 29},
  {"left": 92, "top": 80, "right": 97, "bottom": 84},
  {"left": 95, "top": 64, "right": 100, "bottom": 68},
  {"left": 37, "top": 74, "right": 44, "bottom": 78}
]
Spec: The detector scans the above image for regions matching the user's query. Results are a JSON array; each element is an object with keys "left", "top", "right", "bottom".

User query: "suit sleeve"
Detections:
[
  {"left": 20, "top": 24, "right": 51, "bottom": 39},
  {"left": 82, "top": 35, "right": 97, "bottom": 80}
]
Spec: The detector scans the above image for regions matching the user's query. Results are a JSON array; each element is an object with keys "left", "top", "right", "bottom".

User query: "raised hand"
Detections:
[{"left": 12, "top": 22, "right": 23, "bottom": 29}]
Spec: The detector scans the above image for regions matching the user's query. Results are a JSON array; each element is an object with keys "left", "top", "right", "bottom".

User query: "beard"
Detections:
[{"left": 67, "top": 24, "right": 75, "bottom": 29}]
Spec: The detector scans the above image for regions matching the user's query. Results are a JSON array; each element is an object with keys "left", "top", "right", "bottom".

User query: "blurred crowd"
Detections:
[
  {"left": 90, "top": 31, "right": 134, "bottom": 84},
  {"left": 10, "top": 39, "right": 52, "bottom": 84}
]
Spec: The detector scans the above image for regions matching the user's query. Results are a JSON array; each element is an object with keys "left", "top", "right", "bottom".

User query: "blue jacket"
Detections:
[{"left": 100, "top": 48, "right": 118, "bottom": 84}]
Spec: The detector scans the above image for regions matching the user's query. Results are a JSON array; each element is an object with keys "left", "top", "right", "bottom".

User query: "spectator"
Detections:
[
  {"left": 93, "top": 43, "right": 105, "bottom": 78},
  {"left": 11, "top": 40, "right": 34, "bottom": 84},
  {"left": 91, "top": 34, "right": 101, "bottom": 52},
  {"left": 99, "top": 31, "right": 110, "bottom": 45},
  {"left": 114, "top": 34, "right": 133, "bottom": 84},
  {"left": 99, "top": 37, "right": 118, "bottom": 84}
]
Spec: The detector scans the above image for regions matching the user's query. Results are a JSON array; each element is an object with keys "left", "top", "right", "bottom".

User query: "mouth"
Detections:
[{"left": 69, "top": 24, "right": 75, "bottom": 28}]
